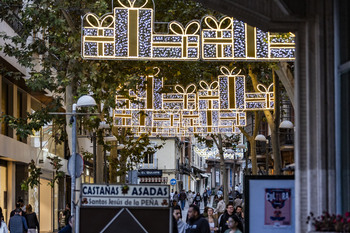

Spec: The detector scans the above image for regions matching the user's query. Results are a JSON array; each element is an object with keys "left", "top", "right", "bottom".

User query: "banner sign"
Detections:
[
  {"left": 81, "top": 184, "right": 170, "bottom": 208},
  {"left": 138, "top": 169, "right": 162, "bottom": 177}
]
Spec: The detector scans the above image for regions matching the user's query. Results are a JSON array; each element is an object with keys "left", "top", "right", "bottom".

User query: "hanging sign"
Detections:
[{"left": 81, "top": 184, "right": 170, "bottom": 208}]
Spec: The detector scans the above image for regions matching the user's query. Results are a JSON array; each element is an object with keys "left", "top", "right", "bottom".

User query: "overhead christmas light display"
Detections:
[
  {"left": 193, "top": 145, "right": 244, "bottom": 160},
  {"left": 113, "top": 66, "right": 275, "bottom": 136},
  {"left": 82, "top": 0, "right": 295, "bottom": 61}
]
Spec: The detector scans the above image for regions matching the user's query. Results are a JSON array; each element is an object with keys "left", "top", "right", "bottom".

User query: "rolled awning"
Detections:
[
  {"left": 190, "top": 174, "right": 196, "bottom": 181},
  {"left": 200, "top": 174, "right": 209, "bottom": 178}
]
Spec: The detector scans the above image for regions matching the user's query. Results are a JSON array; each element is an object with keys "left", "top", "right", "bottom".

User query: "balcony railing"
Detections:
[
  {"left": 140, "top": 158, "right": 158, "bottom": 169},
  {"left": 4, "top": 12, "right": 25, "bottom": 36}
]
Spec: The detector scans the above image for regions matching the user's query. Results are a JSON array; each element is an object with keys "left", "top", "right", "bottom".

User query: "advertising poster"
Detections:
[{"left": 264, "top": 188, "right": 291, "bottom": 226}]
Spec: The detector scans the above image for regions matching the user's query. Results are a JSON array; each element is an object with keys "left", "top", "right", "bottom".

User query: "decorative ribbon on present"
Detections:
[
  {"left": 220, "top": 66, "right": 242, "bottom": 76},
  {"left": 169, "top": 21, "right": 200, "bottom": 58},
  {"left": 85, "top": 14, "right": 114, "bottom": 28},
  {"left": 202, "top": 16, "right": 233, "bottom": 58},
  {"left": 256, "top": 83, "right": 274, "bottom": 108},
  {"left": 174, "top": 84, "right": 197, "bottom": 109},
  {"left": 117, "top": 0, "right": 148, "bottom": 8},
  {"left": 164, "top": 106, "right": 181, "bottom": 127},
  {"left": 199, "top": 80, "right": 218, "bottom": 97},
  {"left": 203, "top": 16, "right": 233, "bottom": 32}
]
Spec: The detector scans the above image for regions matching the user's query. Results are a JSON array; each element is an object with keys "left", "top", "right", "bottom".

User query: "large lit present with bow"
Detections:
[
  {"left": 82, "top": 14, "right": 115, "bottom": 58},
  {"left": 202, "top": 16, "right": 234, "bottom": 59},
  {"left": 152, "top": 21, "right": 200, "bottom": 59},
  {"left": 114, "top": 0, "right": 153, "bottom": 58},
  {"left": 162, "top": 84, "right": 197, "bottom": 110},
  {"left": 245, "top": 83, "right": 274, "bottom": 110}
]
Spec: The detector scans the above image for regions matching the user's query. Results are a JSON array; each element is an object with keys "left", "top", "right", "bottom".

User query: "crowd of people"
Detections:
[
  {"left": 0, "top": 198, "right": 39, "bottom": 233},
  {"left": 171, "top": 187, "right": 245, "bottom": 233},
  {"left": 0, "top": 198, "right": 73, "bottom": 233}
]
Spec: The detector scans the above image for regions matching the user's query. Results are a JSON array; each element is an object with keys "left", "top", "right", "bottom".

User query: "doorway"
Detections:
[{"left": 40, "top": 179, "right": 52, "bottom": 232}]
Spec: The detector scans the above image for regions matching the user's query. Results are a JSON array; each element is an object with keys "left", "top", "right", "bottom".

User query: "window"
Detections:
[{"left": 144, "top": 153, "right": 154, "bottom": 164}]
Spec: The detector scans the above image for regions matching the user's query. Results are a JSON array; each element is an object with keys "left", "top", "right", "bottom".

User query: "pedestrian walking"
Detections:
[
  {"left": 25, "top": 204, "right": 39, "bottom": 233},
  {"left": 193, "top": 192, "right": 202, "bottom": 208},
  {"left": 212, "top": 195, "right": 219, "bottom": 209},
  {"left": 63, "top": 204, "right": 71, "bottom": 226},
  {"left": 233, "top": 195, "right": 243, "bottom": 209},
  {"left": 10, "top": 203, "right": 24, "bottom": 218},
  {"left": 173, "top": 205, "right": 186, "bottom": 233},
  {"left": 187, "top": 190, "right": 194, "bottom": 206},
  {"left": 185, "top": 204, "right": 210, "bottom": 233},
  {"left": 206, "top": 207, "right": 219, "bottom": 233},
  {"left": 179, "top": 190, "right": 187, "bottom": 210},
  {"left": 0, "top": 207, "right": 8, "bottom": 233},
  {"left": 174, "top": 191, "right": 179, "bottom": 202},
  {"left": 203, "top": 190, "right": 209, "bottom": 207},
  {"left": 218, "top": 203, "right": 235, "bottom": 233},
  {"left": 9, "top": 208, "right": 28, "bottom": 233},
  {"left": 234, "top": 206, "right": 244, "bottom": 224},
  {"left": 215, "top": 197, "right": 225, "bottom": 217},
  {"left": 59, "top": 216, "right": 73, "bottom": 233},
  {"left": 223, "top": 215, "right": 243, "bottom": 233}
]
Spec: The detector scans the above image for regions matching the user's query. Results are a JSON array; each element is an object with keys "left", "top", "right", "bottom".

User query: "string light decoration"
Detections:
[
  {"left": 193, "top": 145, "right": 244, "bottom": 160},
  {"left": 82, "top": 0, "right": 295, "bottom": 61},
  {"left": 113, "top": 66, "right": 275, "bottom": 136}
]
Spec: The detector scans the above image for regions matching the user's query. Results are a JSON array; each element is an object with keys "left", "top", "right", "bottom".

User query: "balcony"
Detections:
[
  {"left": 139, "top": 158, "right": 158, "bottom": 169},
  {"left": 4, "top": 12, "right": 25, "bottom": 36}
]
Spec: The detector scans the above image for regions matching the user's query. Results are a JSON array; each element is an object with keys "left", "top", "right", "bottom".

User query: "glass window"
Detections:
[
  {"left": 341, "top": 72, "right": 350, "bottom": 211},
  {"left": 340, "top": 0, "right": 350, "bottom": 63},
  {"left": 1, "top": 79, "right": 14, "bottom": 137}
]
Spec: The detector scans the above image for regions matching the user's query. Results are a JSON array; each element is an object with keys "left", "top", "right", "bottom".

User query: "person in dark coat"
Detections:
[
  {"left": 185, "top": 204, "right": 210, "bottom": 233},
  {"left": 9, "top": 208, "right": 28, "bottom": 233},
  {"left": 59, "top": 216, "right": 73, "bottom": 233},
  {"left": 219, "top": 203, "right": 235, "bottom": 233},
  {"left": 25, "top": 204, "right": 39, "bottom": 233},
  {"left": 193, "top": 192, "right": 202, "bottom": 208}
]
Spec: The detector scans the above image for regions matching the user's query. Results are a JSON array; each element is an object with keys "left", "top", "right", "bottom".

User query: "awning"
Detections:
[
  {"left": 200, "top": 174, "right": 209, "bottom": 178},
  {"left": 190, "top": 174, "right": 196, "bottom": 181}
]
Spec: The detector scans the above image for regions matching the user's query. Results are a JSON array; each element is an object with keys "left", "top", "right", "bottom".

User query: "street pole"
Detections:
[
  {"left": 265, "top": 140, "right": 269, "bottom": 175},
  {"left": 71, "top": 103, "right": 77, "bottom": 233},
  {"left": 233, "top": 154, "right": 236, "bottom": 199}
]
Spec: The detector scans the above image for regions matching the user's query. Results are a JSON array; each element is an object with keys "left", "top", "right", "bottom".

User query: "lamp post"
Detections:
[
  {"left": 255, "top": 134, "right": 268, "bottom": 174},
  {"left": 71, "top": 95, "right": 96, "bottom": 233},
  {"left": 226, "top": 148, "right": 235, "bottom": 197}
]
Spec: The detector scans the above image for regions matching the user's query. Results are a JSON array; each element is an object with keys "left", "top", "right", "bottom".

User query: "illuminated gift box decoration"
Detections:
[
  {"left": 245, "top": 84, "right": 274, "bottom": 110},
  {"left": 163, "top": 84, "right": 197, "bottom": 110},
  {"left": 152, "top": 21, "right": 200, "bottom": 59},
  {"left": 218, "top": 67, "right": 246, "bottom": 110},
  {"left": 82, "top": 1, "right": 295, "bottom": 60},
  {"left": 113, "top": 66, "right": 276, "bottom": 136},
  {"left": 82, "top": 14, "right": 115, "bottom": 58},
  {"left": 202, "top": 16, "right": 234, "bottom": 59},
  {"left": 114, "top": 0, "right": 153, "bottom": 58}
]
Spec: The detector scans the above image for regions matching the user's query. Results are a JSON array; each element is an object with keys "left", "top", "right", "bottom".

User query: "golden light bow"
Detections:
[
  {"left": 113, "top": 66, "right": 275, "bottom": 136},
  {"left": 82, "top": 0, "right": 295, "bottom": 61}
]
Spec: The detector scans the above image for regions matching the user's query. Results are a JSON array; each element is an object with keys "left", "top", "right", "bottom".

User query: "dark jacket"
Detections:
[
  {"left": 25, "top": 212, "right": 39, "bottom": 231},
  {"left": 172, "top": 215, "right": 179, "bottom": 233},
  {"left": 9, "top": 215, "right": 28, "bottom": 233},
  {"left": 58, "top": 224, "right": 72, "bottom": 233},
  {"left": 219, "top": 212, "right": 234, "bottom": 233},
  {"left": 179, "top": 192, "right": 187, "bottom": 201},
  {"left": 185, "top": 215, "right": 210, "bottom": 233}
]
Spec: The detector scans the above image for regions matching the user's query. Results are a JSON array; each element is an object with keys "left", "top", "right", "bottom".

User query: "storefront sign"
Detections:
[
  {"left": 138, "top": 169, "right": 162, "bottom": 177},
  {"left": 81, "top": 184, "right": 170, "bottom": 208}
]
